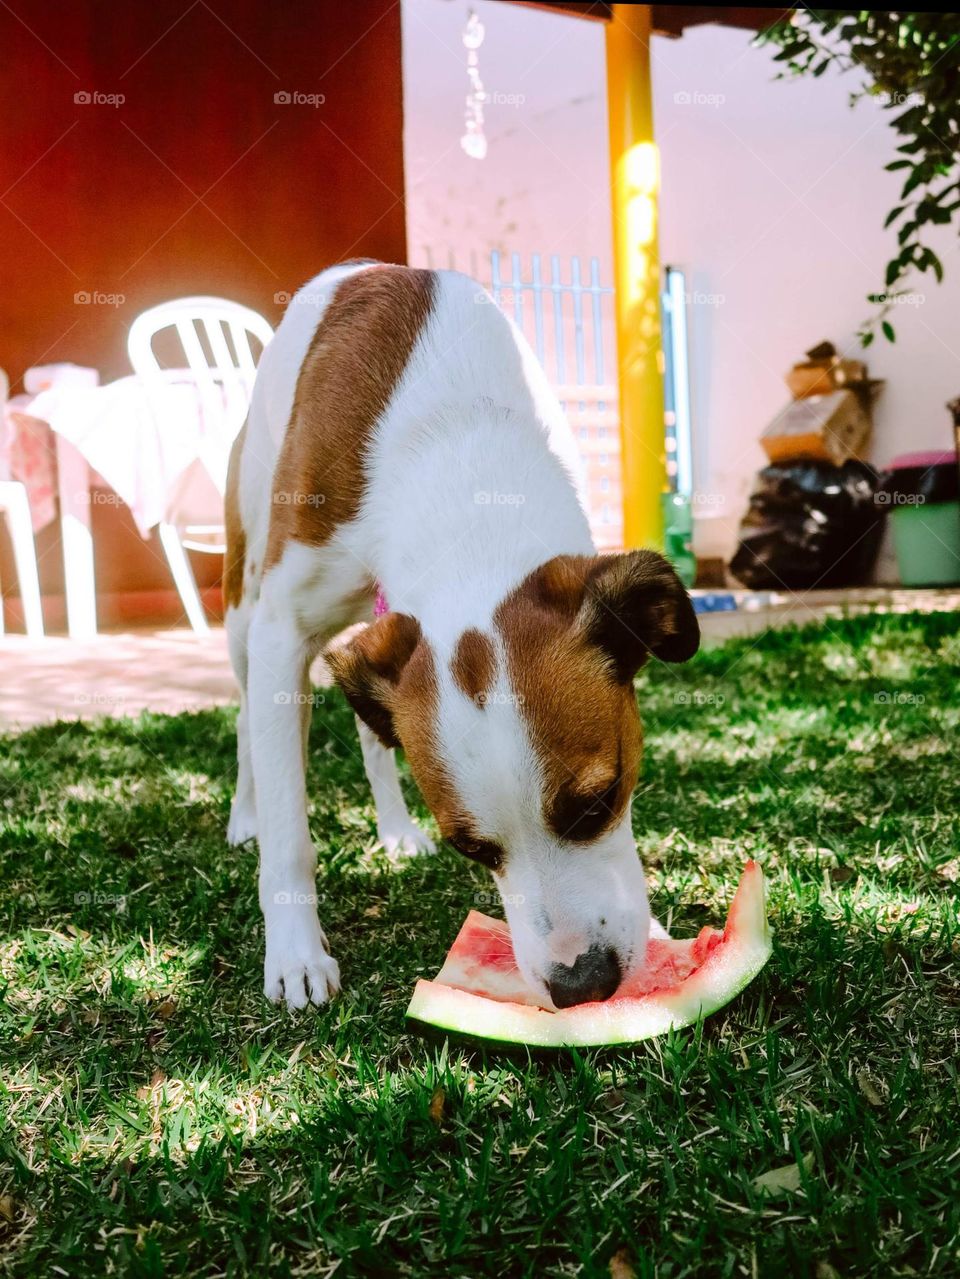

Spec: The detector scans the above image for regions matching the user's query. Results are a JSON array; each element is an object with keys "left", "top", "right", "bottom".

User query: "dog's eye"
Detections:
[
  {"left": 550, "top": 776, "right": 622, "bottom": 843},
  {"left": 450, "top": 834, "right": 504, "bottom": 872}
]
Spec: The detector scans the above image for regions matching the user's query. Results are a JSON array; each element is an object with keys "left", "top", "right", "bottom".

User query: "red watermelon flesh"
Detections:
[{"left": 406, "top": 861, "right": 772, "bottom": 1047}]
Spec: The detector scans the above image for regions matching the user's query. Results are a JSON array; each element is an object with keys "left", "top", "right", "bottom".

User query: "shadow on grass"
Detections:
[
  {"left": 2, "top": 905, "right": 955, "bottom": 1279},
  {"left": 2, "top": 611, "right": 959, "bottom": 1276}
]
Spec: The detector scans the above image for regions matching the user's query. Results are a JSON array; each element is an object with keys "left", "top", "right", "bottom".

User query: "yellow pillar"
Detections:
[{"left": 606, "top": 3, "right": 666, "bottom": 550}]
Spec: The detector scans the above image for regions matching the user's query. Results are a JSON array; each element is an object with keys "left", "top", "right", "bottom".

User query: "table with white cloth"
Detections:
[{"left": 3, "top": 371, "right": 241, "bottom": 637}]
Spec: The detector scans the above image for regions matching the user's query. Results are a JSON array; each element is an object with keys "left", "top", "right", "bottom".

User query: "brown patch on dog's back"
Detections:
[
  {"left": 494, "top": 558, "right": 642, "bottom": 844},
  {"left": 450, "top": 628, "right": 497, "bottom": 706},
  {"left": 223, "top": 419, "right": 247, "bottom": 611},
  {"left": 265, "top": 266, "right": 436, "bottom": 570}
]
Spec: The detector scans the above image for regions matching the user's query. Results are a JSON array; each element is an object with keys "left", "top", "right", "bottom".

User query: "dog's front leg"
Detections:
[
  {"left": 247, "top": 602, "right": 340, "bottom": 1009},
  {"left": 356, "top": 718, "right": 436, "bottom": 857}
]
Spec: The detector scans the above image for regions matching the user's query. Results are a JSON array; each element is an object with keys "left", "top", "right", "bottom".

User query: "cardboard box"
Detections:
[
  {"left": 786, "top": 358, "right": 867, "bottom": 399},
  {"left": 760, "top": 389, "right": 871, "bottom": 466}
]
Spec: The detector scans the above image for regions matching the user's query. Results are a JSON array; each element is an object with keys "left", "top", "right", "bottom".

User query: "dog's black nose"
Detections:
[{"left": 547, "top": 946, "right": 621, "bottom": 1008}]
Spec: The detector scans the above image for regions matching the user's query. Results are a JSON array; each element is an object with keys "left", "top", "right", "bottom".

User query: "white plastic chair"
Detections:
[
  {"left": 127, "top": 297, "right": 273, "bottom": 633},
  {"left": 0, "top": 368, "right": 44, "bottom": 638}
]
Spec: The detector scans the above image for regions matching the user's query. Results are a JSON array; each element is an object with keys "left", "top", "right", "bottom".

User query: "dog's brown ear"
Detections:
[
  {"left": 324, "top": 613, "right": 422, "bottom": 748},
  {"left": 579, "top": 549, "right": 699, "bottom": 681}
]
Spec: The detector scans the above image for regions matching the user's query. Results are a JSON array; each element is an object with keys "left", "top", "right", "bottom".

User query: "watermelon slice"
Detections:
[{"left": 406, "top": 861, "right": 772, "bottom": 1048}]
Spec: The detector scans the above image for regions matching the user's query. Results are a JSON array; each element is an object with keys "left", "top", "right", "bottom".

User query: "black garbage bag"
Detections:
[
  {"left": 729, "top": 459, "right": 885, "bottom": 590},
  {"left": 877, "top": 459, "right": 959, "bottom": 505}
]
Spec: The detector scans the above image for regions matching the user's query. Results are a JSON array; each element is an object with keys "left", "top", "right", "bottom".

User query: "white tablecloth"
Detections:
[{"left": 26, "top": 372, "right": 243, "bottom": 536}]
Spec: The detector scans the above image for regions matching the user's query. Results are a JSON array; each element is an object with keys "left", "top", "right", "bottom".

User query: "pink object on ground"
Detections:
[{"left": 889, "top": 451, "right": 957, "bottom": 470}]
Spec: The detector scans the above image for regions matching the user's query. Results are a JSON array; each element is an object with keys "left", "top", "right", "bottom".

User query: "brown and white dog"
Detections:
[{"left": 224, "top": 261, "right": 699, "bottom": 1011}]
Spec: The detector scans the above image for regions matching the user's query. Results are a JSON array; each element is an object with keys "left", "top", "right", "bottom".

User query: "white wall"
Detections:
[
  {"left": 401, "top": 0, "right": 609, "bottom": 268},
  {"left": 652, "top": 25, "right": 960, "bottom": 559},
  {"left": 402, "top": 5, "right": 960, "bottom": 563}
]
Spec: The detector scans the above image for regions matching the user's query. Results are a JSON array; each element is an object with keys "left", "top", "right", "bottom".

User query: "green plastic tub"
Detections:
[{"left": 884, "top": 451, "right": 960, "bottom": 587}]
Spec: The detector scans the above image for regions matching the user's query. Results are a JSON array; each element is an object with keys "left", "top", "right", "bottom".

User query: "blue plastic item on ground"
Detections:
[{"left": 692, "top": 593, "right": 738, "bottom": 614}]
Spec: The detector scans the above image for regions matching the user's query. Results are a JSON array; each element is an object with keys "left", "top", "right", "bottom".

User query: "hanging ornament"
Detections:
[{"left": 460, "top": 9, "right": 487, "bottom": 160}]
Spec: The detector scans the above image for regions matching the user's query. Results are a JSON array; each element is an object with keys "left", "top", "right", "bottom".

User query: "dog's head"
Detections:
[{"left": 326, "top": 550, "right": 699, "bottom": 1008}]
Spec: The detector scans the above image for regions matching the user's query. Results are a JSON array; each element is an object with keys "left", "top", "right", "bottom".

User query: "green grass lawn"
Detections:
[{"left": 1, "top": 612, "right": 959, "bottom": 1278}]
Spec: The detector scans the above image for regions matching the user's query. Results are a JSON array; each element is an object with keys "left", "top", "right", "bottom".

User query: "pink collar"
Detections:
[{"left": 374, "top": 585, "right": 390, "bottom": 618}]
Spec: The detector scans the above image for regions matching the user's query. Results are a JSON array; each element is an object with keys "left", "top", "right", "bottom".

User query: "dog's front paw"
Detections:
[
  {"left": 227, "top": 800, "right": 258, "bottom": 847},
  {"left": 378, "top": 820, "right": 436, "bottom": 859},
  {"left": 264, "top": 911, "right": 340, "bottom": 1010}
]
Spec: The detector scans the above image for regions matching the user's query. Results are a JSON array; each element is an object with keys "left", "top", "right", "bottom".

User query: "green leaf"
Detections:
[
  {"left": 917, "top": 250, "right": 945, "bottom": 283},
  {"left": 752, "top": 1153, "right": 816, "bottom": 1198},
  {"left": 901, "top": 167, "right": 929, "bottom": 197},
  {"left": 892, "top": 105, "right": 926, "bottom": 130},
  {"left": 882, "top": 320, "right": 896, "bottom": 342}
]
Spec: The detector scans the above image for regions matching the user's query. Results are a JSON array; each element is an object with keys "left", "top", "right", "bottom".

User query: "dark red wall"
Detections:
[
  {"left": 2, "top": 0, "right": 407, "bottom": 386},
  {"left": 0, "top": 0, "right": 407, "bottom": 620}
]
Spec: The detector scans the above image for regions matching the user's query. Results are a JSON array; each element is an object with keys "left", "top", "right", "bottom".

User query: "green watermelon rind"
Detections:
[{"left": 405, "top": 861, "right": 773, "bottom": 1049}]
